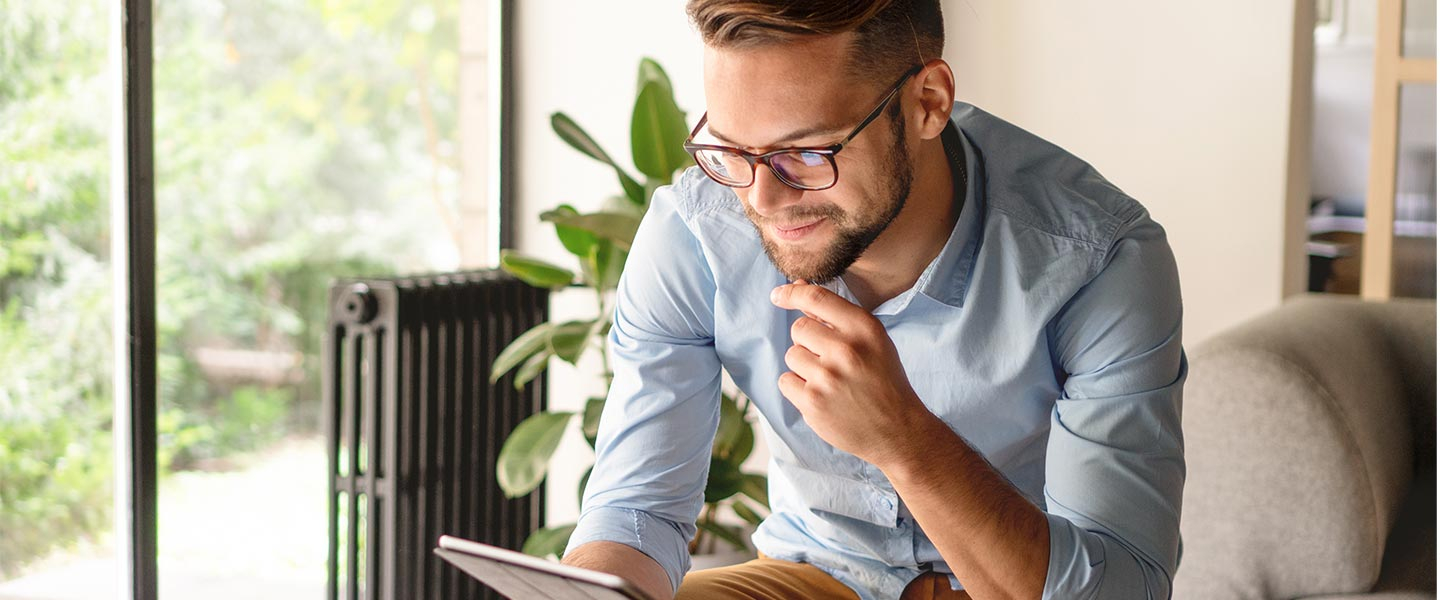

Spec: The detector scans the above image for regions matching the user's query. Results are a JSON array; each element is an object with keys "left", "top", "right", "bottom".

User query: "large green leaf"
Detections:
[
  {"left": 728, "top": 422, "right": 755, "bottom": 466},
  {"left": 551, "top": 112, "right": 617, "bottom": 166},
  {"left": 636, "top": 57, "right": 674, "bottom": 100},
  {"left": 490, "top": 322, "right": 554, "bottom": 383},
  {"left": 577, "top": 464, "right": 594, "bottom": 507},
  {"left": 551, "top": 112, "right": 645, "bottom": 205},
  {"left": 617, "top": 170, "right": 647, "bottom": 206},
  {"left": 704, "top": 454, "right": 746, "bottom": 504},
  {"left": 731, "top": 499, "right": 765, "bottom": 527},
  {"left": 586, "top": 316, "right": 613, "bottom": 350},
  {"left": 512, "top": 348, "right": 553, "bottom": 390},
  {"left": 547, "top": 204, "right": 599, "bottom": 259},
  {"left": 712, "top": 394, "right": 746, "bottom": 460},
  {"left": 497, "top": 411, "right": 575, "bottom": 497},
  {"left": 739, "top": 473, "right": 769, "bottom": 509},
  {"left": 590, "top": 240, "right": 627, "bottom": 292},
  {"left": 542, "top": 210, "right": 641, "bottom": 252},
  {"left": 630, "top": 81, "right": 692, "bottom": 181},
  {"left": 695, "top": 520, "right": 747, "bottom": 552},
  {"left": 548, "top": 319, "right": 592, "bottom": 365},
  {"left": 499, "top": 250, "right": 575, "bottom": 289},
  {"left": 581, "top": 396, "right": 605, "bottom": 449},
  {"left": 521, "top": 523, "right": 577, "bottom": 559}
]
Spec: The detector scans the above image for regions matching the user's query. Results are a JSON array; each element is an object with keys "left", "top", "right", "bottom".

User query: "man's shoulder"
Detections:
[
  {"left": 643, "top": 167, "right": 762, "bottom": 276},
  {"left": 659, "top": 166, "right": 745, "bottom": 224},
  {"left": 952, "top": 102, "right": 1150, "bottom": 252}
]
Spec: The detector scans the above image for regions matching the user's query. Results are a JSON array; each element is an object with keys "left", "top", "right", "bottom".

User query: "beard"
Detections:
[{"left": 744, "top": 108, "right": 913, "bottom": 285}]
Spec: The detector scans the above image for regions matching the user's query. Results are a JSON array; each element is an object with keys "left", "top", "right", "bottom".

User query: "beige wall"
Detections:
[
  {"left": 513, "top": 1, "right": 1311, "bottom": 524},
  {"left": 943, "top": 1, "right": 1312, "bottom": 343}
]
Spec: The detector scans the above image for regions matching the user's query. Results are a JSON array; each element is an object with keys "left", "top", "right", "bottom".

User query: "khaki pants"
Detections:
[{"left": 676, "top": 555, "right": 973, "bottom": 600}]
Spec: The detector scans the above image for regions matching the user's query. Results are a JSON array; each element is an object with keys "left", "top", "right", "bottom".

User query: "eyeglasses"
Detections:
[{"left": 683, "top": 64, "right": 924, "bottom": 192}]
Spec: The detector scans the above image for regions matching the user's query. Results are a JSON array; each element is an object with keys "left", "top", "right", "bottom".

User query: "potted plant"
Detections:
[{"left": 489, "top": 58, "right": 768, "bottom": 563}]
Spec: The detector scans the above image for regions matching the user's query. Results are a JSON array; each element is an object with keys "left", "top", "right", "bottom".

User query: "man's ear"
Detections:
[{"left": 912, "top": 59, "right": 956, "bottom": 141}]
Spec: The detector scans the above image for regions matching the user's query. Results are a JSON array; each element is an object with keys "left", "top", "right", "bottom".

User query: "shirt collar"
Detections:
[
  {"left": 916, "top": 119, "right": 985, "bottom": 309},
  {"left": 831, "top": 120, "right": 984, "bottom": 316}
]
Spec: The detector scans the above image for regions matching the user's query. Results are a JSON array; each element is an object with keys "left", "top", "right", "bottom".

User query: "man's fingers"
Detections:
[
  {"left": 788, "top": 280, "right": 826, "bottom": 324},
  {"left": 790, "top": 316, "right": 844, "bottom": 355},
  {"left": 783, "top": 343, "right": 823, "bottom": 377},
  {"left": 777, "top": 371, "right": 809, "bottom": 410},
  {"left": 770, "top": 282, "right": 861, "bottom": 328}
]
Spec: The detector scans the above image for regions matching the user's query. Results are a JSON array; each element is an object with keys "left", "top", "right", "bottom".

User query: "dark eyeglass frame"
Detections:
[{"left": 683, "top": 64, "right": 924, "bottom": 191}]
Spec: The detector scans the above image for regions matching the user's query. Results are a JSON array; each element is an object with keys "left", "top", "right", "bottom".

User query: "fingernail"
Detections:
[{"left": 770, "top": 286, "right": 782, "bottom": 304}]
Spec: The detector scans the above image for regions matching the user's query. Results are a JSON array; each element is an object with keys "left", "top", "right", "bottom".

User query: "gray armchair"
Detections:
[{"left": 1175, "top": 295, "right": 1435, "bottom": 599}]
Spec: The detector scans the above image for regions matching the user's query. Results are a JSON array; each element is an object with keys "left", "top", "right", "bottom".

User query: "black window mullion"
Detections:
[
  {"left": 495, "top": 0, "right": 516, "bottom": 253},
  {"left": 122, "top": 0, "right": 158, "bottom": 598}
]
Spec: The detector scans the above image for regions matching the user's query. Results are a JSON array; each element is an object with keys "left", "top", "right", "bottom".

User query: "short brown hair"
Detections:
[{"left": 686, "top": 0, "right": 944, "bottom": 83}]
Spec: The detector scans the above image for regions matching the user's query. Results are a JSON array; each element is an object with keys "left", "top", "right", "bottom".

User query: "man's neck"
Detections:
[{"left": 843, "top": 132, "right": 962, "bottom": 312}]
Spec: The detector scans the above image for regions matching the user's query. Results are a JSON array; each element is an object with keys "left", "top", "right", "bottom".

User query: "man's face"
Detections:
[{"left": 701, "top": 34, "right": 914, "bottom": 284}]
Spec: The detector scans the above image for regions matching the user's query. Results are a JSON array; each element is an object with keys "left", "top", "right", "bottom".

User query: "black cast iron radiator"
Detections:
[{"left": 324, "top": 270, "right": 548, "bottom": 600}]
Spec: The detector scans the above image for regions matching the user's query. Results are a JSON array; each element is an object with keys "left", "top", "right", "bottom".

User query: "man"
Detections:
[{"left": 562, "top": 2, "right": 1186, "bottom": 599}]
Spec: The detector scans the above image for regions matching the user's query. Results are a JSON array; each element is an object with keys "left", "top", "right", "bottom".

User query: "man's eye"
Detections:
[{"left": 795, "top": 152, "right": 827, "bottom": 167}]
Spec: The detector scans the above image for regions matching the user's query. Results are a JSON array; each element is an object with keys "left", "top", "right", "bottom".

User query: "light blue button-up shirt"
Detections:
[{"left": 565, "top": 102, "right": 1186, "bottom": 600}]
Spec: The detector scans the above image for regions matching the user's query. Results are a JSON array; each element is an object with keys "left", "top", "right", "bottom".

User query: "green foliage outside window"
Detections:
[{"left": 1, "top": 0, "right": 462, "bottom": 577}]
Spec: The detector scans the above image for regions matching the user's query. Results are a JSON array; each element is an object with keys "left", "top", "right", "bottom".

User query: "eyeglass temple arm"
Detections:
[
  {"left": 835, "top": 64, "right": 924, "bottom": 149},
  {"left": 686, "top": 112, "right": 709, "bottom": 142}
]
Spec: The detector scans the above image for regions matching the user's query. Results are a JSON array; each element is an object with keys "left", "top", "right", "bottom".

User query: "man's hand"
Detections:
[
  {"left": 769, "top": 281, "right": 944, "bottom": 469},
  {"left": 774, "top": 281, "right": 1051, "bottom": 599}
]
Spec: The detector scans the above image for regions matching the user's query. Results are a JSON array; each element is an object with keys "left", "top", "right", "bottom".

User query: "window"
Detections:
[
  {"left": 152, "top": 1, "right": 467, "bottom": 593},
  {"left": 0, "top": 1, "right": 512, "bottom": 597}
]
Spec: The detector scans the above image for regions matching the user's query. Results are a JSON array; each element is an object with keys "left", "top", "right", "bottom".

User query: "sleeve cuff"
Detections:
[
  {"left": 565, "top": 506, "right": 693, "bottom": 593},
  {"left": 1043, "top": 512, "right": 1172, "bottom": 600},
  {"left": 1044, "top": 512, "right": 1105, "bottom": 600}
]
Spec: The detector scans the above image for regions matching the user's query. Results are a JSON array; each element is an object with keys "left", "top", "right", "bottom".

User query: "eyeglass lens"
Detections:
[{"left": 693, "top": 148, "right": 836, "bottom": 190}]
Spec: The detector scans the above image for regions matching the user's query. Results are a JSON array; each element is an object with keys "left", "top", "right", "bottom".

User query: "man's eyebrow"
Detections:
[{"left": 706, "top": 122, "right": 848, "bottom": 149}]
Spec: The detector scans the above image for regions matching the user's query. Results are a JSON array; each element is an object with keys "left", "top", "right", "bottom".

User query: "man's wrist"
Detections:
[
  {"left": 876, "top": 408, "right": 965, "bottom": 486},
  {"left": 563, "top": 541, "right": 675, "bottom": 600}
]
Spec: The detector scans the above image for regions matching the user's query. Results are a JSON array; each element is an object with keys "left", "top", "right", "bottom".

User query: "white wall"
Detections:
[{"left": 513, "top": 1, "right": 1311, "bottom": 525}]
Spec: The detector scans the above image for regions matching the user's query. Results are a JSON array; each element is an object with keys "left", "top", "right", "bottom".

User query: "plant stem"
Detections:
[{"left": 596, "top": 287, "right": 613, "bottom": 387}]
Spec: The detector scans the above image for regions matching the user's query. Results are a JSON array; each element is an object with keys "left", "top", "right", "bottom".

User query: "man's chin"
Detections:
[
  {"left": 766, "top": 250, "right": 843, "bottom": 284},
  {"left": 756, "top": 223, "right": 849, "bottom": 282}
]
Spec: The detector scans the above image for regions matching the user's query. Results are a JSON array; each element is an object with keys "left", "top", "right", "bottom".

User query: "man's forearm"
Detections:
[
  {"left": 879, "top": 414, "right": 1050, "bottom": 600},
  {"left": 562, "top": 541, "right": 674, "bottom": 600}
]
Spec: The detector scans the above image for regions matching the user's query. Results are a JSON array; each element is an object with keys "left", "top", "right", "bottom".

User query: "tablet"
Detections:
[{"left": 434, "top": 535, "right": 653, "bottom": 600}]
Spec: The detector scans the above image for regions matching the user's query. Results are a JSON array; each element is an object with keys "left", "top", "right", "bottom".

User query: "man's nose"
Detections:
[{"left": 745, "top": 163, "right": 804, "bottom": 217}]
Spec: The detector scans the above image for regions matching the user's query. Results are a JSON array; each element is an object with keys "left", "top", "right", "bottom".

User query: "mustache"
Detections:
[{"left": 747, "top": 203, "right": 843, "bottom": 225}]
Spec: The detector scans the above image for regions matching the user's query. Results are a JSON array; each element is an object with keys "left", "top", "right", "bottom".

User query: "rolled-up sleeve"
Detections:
[
  {"left": 563, "top": 182, "right": 723, "bottom": 593},
  {"left": 1041, "top": 209, "right": 1187, "bottom": 600}
]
